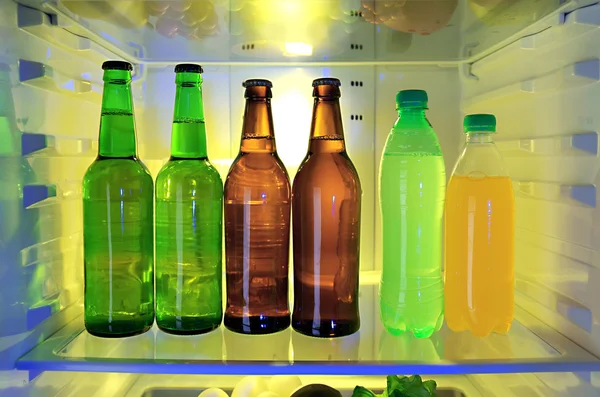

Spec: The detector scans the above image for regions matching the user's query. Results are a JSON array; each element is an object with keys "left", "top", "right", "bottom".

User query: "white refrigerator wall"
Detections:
[
  {"left": 462, "top": 2, "right": 600, "bottom": 357},
  {"left": 1, "top": 0, "right": 600, "bottom": 394}
]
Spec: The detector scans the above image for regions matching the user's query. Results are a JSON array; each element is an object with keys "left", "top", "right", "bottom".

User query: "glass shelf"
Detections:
[
  {"left": 16, "top": 282, "right": 600, "bottom": 375},
  {"left": 24, "top": 0, "right": 575, "bottom": 64}
]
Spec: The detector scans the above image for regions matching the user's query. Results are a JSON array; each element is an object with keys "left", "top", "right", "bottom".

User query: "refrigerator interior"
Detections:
[{"left": 2, "top": 0, "right": 600, "bottom": 395}]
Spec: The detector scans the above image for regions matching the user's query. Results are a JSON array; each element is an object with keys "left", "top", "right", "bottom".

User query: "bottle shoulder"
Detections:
[
  {"left": 83, "top": 158, "right": 153, "bottom": 199},
  {"left": 227, "top": 152, "right": 289, "bottom": 179},
  {"left": 157, "top": 159, "right": 222, "bottom": 184},
  {"left": 383, "top": 127, "right": 443, "bottom": 156},
  {"left": 84, "top": 157, "right": 152, "bottom": 184},
  {"left": 224, "top": 153, "right": 290, "bottom": 198},
  {"left": 451, "top": 143, "right": 510, "bottom": 178},
  {"left": 294, "top": 152, "right": 361, "bottom": 190}
]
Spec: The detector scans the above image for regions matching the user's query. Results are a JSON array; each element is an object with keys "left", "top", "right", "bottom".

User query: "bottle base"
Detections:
[
  {"left": 157, "top": 321, "right": 221, "bottom": 336},
  {"left": 446, "top": 318, "right": 513, "bottom": 337},
  {"left": 293, "top": 318, "right": 360, "bottom": 338},
  {"left": 224, "top": 314, "right": 290, "bottom": 335},
  {"left": 85, "top": 324, "right": 153, "bottom": 338},
  {"left": 382, "top": 314, "right": 444, "bottom": 339}
]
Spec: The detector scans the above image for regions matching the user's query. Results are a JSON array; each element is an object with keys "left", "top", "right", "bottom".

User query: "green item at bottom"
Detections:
[{"left": 353, "top": 375, "right": 437, "bottom": 397}]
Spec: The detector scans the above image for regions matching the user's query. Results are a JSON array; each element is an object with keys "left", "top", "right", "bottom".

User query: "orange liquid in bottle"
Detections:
[{"left": 444, "top": 175, "right": 514, "bottom": 337}]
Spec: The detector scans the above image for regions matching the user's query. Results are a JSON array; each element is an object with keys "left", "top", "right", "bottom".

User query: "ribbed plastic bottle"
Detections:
[
  {"left": 445, "top": 114, "right": 514, "bottom": 337},
  {"left": 378, "top": 89, "right": 445, "bottom": 338}
]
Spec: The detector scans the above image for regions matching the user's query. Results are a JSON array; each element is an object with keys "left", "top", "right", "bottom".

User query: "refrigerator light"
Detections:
[{"left": 284, "top": 42, "right": 313, "bottom": 56}]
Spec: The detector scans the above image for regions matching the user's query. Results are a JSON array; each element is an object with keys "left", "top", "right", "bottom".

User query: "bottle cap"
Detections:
[
  {"left": 102, "top": 60, "right": 133, "bottom": 71},
  {"left": 312, "top": 77, "right": 341, "bottom": 87},
  {"left": 243, "top": 79, "right": 273, "bottom": 88},
  {"left": 396, "top": 89, "right": 428, "bottom": 109},
  {"left": 175, "top": 63, "right": 203, "bottom": 73},
  {"left": 464, "top": 114, "right": 496, "bottom": 133}
]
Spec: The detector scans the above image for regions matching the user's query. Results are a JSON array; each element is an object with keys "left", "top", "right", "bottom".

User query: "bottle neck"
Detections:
[
  {"left": 394, "top": 107, "right": 430, "bottom": 129},
  {"left": 171, "top": 74, "right": 207, "bottom": 159},
  {"left": 466, "top": 132, "right": 494, "bottom": 144},
  {"left": 240, "top": 98, "right": 276, "bottom": 153},
  {"left": 98, "top": 70, "right": 136, "bottom": 158},
  {"left": 308, "top": 97, "right": 346, "bottom": 153}
]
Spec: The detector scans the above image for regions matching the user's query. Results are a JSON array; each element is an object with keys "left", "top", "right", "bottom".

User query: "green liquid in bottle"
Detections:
[
  {"left": 83, "top": 62, "right": 154, "bottom": 338},
  {"left": 155, "top": 66, "right": 223, "bottom": 334},
  {"left": 378, "top": 90, "right": 445, "bottom": 338}
]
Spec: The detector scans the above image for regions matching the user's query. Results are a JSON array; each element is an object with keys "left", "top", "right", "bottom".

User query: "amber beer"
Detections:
[
  {"left": 224, "top": 79, "right": 291, "bottom": 334},
  {"left": 292, "top": 78, "right": 362, "bottom": 337}
]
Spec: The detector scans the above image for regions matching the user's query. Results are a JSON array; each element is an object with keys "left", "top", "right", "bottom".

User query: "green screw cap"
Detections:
[
  {"left": 396, "top": 89, "right": 428, "bottom": 109},
  {"left": 464, "top": 114, "right": 496, "bottom": 133}
]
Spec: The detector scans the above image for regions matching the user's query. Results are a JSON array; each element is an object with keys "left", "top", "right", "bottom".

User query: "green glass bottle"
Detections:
[
  {"left": 82, "top": 61, "right": 154, "bottom": 338},
  {"left": 155, "top": 64, "right": 223, "bottom": 335}
]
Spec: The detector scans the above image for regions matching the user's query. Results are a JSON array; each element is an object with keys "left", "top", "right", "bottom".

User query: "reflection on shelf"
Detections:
[
  {"left": 496, "top": 132, "right": 598, "bottom": 156},
  {"left": 225, "top": 327, "right": 290, "bottom": 362},
  {"left": 156, "top": 328, "right": 224, "bottom": 361},
  {"left": 513, "top": 181, "right": 596, "bottom": 207},
  {"left": 378, "top": 331, "right": 441, "bottom": 362},
  {"left": 16, "top": 283, "right": 600, "bottom": 375},
  {"left": 292, "top": 330, "right": 360, "bottom": 362}
]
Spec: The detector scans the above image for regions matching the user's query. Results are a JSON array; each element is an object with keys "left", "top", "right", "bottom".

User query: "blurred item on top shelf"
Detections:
[
  {"left": 360, "top": 0, "right": 457, "bottom": 35},
  {"left": 468, "top": 0, "right": 558, "bottom": 26},
  {"left": 62, "top": 1, "right": 150, "bottom": 29},
  {"left": 61, "top": 0, "right": 220, "bottom": 40},
  {"left": 149, "top": 0, "right": 220, "bottom": 40}
]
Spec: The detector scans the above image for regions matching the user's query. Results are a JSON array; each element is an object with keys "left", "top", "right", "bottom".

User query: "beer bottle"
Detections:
[
  {"left": 155, "top": 63, "right": 223, "bottom": 335},
  {"left": 224, "top": 79, "right": 291, "bottom": 334},
  {"left": 292, "top": 78, "right": 362, "bottom": 338},
  {"left": 82, "top": 60, "right": 154, "bottom": 337}
]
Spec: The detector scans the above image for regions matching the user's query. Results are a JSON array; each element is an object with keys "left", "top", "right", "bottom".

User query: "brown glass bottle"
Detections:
[
  {"left": 292, "top": 78, "right": 362, "bottom": 338},
  {"left": 224, "top": 79, "right": 291, "bottom": 334}
]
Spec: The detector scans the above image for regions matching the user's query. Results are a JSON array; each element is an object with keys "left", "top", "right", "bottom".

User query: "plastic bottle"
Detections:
[
  {"left": 445, "top": 114, "right": 514, "bottom": 337},
  {"left": 378, "top": 89, "right": 445, "bottom": 338}
]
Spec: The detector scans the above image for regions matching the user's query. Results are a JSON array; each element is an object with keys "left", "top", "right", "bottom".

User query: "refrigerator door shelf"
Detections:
[{"left": 15, "top": 282, "right": 600, "bottom": 376}]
